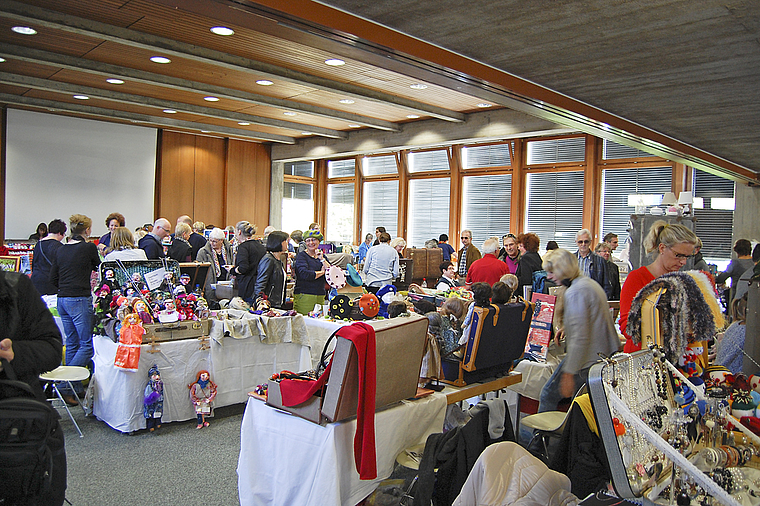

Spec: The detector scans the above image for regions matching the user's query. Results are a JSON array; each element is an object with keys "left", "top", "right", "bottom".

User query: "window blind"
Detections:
[
  {"left": 600, "top": 166, "right": 672, "bottom": 244},
  {"left": 461, "top": 173, "right": 511, "bottom": 248},
  {"left": 602, "top": 139, "right": 653, "bottom": 160},
  {"left": 525, "top": 171, "right": 584, "bottom": 250},
  {"left": 362, "top": 154, "right": 397, "bottom": 176},
  {"left": 408, "top": 149, "right": 449, "bottom": 173},
  {"left": 694, "top": 169, "right": 735, "bottom": 261},
  {"left": 284, "top": 161, "right": 314, "bottom": 177},
  {"left": 328, "top": 159, "right": 355, "bottom": 178},
  {"left": 462, "top": 143, "right": 512, "bottom": 169},
  {"left": 408, "top": 178, "right": 450, "bottom": 247},
  {"left": 526, "top": 137, "right": 585, "bottom": 165},
  {"left": 362, "top": 180, "right": 398, "bottom": 237},
  {"left": 326, "top": 183, "right": 355, "bottom": 243},
  {"left": 282, "top": 182, "right": 314, "bottom": 233}
]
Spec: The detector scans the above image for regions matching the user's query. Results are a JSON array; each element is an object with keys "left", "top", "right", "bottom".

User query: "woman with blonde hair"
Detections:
[
  {"left": 620, "top": 220, "right": 698, "bottom": 353},
  {"left": 105, "top": 227, "right": 147, "bottom": 261}
]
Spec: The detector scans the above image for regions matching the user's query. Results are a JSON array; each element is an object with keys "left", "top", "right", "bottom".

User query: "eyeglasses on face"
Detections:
[
  {"left": 667, "top": 246, "right": 694, "bottom": 259},
  {"left": 461, "top": 236, "right": 470, "bottom": 240},
  {"left": 577, "top": 239, "right": 590, "bottom": 244}
]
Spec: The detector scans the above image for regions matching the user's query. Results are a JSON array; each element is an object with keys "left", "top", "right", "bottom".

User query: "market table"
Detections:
[
  {"left": 92, "top": 314, "right": 311, "bottom": 432},
  {"left": 237, "top": 392, "right": 447, "bottom": 506}
]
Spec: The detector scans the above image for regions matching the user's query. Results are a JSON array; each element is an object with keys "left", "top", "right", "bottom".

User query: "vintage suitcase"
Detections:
[
  {"left": 266, "top": 379, "right": 324, "bottom": 424},
  {"left": 442, "top": 301, "right": 532, "bottom": 386},
  {"left": 100, "top": 259, "right": 181, "bottom": 290},
  {"left": 142, "top": 319, "right": 211, "bottom": 343}
]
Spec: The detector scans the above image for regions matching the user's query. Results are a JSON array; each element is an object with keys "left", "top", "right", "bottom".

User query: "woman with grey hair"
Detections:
[
  {"left": 537, "top": 248, "right": 620, "bottom": 412},
  {"left": 196, "top": 227, "right": 234, "bottom": 308}
]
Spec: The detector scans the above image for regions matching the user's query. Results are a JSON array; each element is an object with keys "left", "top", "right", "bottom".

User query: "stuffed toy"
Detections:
[
  {"left": 144, "top": 364, "right": 164, "bottom": 432},
  {"left": 158, "top": 299, "right": 180, "bottom": 324},
  {"left": 133, "top": 299, "right": 154, "bottom": 324},
  {"left": 189, "top": 370, "right": 217, "bottom": 429},
  {"left": 375, "top": 285, "right": 398, "bottom": 318}
]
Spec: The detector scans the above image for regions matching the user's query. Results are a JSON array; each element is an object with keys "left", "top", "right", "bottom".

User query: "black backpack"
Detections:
[{"left": 0, "top": 358, "right": 66, "bottom": 505}]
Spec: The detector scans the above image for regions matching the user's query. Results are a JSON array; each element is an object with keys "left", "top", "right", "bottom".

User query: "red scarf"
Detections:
[{"left": 280, "top": 322, "right": 377, "bottom": 480}]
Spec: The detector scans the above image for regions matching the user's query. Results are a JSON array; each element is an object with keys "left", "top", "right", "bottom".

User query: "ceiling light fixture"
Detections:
[
  {"left": 73, "top": 95, "right": 89, "bottom": 100},
  {"left": 11, "top": 26, "right": 37, "bottom": 35},
  {"left": 339, "top": 99, "right": 355, "bottom": 104},
  {"left": 301, "top": 132, "right": 313, "bottom": 135},
  {"left": 410, "top": 83, "right": 428, "bottom": 90},
  {"left": 477, "top": 103, "right": 493, "bottom": 108},
  {"left": 150, "top": 56, "right": 171, "bottom": 64},
  {"left": 201, "top": 130, "right": 211, "bottom": 133},
  {"left": 0, "top": 58, "right": 5, "bottom": 63},
  {"left": 348, "top": 124, "right": 361, "bottom": 128},
  {"left": 283, "top": 112, "right": 297, "bottom": 116},
  {"left": 238, "top": 122, "right": 250, "bottom": 126},
  {"left": 324, "top": 58, "right": 345, "bottom": 66},
  {"left": 106, "top": 78, "right": 124, "bottom": 85},
  {"left": 256, "top": 80, "right": 274, "bottom": 86},
  {"left": 210, "top": 26, "right": 234, "bottom": 36},
  {"left": 163, "top": 109, "right": 177, "bottom": 114},
  {"left": 406, "top": 114, "right": 420, "bottom": 119},
  {"left": 203, "top": 96, "right": 220, "bottom": 102}
]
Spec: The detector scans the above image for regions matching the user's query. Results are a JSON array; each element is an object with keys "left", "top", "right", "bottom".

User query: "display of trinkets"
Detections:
[{"left": 588, "top": 349, "right": 760, "bottom": 506}]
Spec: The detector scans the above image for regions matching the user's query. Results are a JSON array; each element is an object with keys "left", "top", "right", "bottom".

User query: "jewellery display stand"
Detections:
[{"left": 589, "top": 350, "right": 759, "bottom": 506}]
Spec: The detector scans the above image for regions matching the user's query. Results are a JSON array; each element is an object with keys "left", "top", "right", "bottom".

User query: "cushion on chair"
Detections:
[{"left": 519, "top": 411, "right": 567, "bottom": 432}]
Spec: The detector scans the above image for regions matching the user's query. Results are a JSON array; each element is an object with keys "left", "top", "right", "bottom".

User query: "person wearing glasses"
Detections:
[
  {"left": 457, "top": 230, "right": 481, "bottom": 281},
  {"left": 197, "top": 228, "right": 234, "bottom": 308},
  {"left": 574, "top": 229, "right": 612, "bottom": 299},
  {"left": 620, "top": 220, "right": 698, "bottom": 353},
  {"left": 498, "top": 233, "right": 520, "bottom": 274},
  {"left": 138, "top": 217, "right": 172, "bottom": 259}
]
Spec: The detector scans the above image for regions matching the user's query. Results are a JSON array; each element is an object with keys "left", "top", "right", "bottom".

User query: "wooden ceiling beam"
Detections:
[{"left": 0, "top": 0, "right": 464, "bottom": 123}]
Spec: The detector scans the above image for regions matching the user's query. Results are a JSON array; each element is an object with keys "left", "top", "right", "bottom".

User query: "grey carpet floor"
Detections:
[{"left": 61, "top": 402, "right": 244, "bottom": 506}]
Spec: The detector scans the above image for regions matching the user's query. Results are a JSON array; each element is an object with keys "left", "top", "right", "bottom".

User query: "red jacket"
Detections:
[{"left": 466, "top": 253, "right": 510, "bottom": 286}]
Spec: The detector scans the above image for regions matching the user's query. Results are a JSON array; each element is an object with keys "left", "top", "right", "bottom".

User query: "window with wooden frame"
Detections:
[
  {"left": 326, "top": 158, "right": 357, "bottom": 243},
  {"left": 525, "top": 170, "right": 585, "bottom": 250},
  {"left": 282, "top": 161, "right": 315, "bottom": 234},
  {"left": 693, "top": 169, "right": 735, "bottom": 264}
]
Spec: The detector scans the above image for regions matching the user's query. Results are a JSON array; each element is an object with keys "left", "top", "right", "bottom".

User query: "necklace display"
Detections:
[{"left": 590, "top": 349, "right": 760, "bottom": 506}]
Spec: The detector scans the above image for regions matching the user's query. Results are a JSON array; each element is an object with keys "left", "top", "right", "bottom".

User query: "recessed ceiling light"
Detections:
[
  {"left": 201, "top": 130, "right": 211, "bottom": 133},
  {"left": 324, "top": 58, "right": 345, "bottom": 66},
  {"left": 410, "top": 83, "right": 428, "bottom": 90},
  {"left": 73, "top": 95, "right": 89, "bottom": 100},
  {"left": 348, "top": 124, "right": 361, "bottom": 128},
  {"left": 256, "top": 80, "right": 274, "bottom": 86},
  {"left": 339, "top": 99, "right": 355, "bottom": 104},
  {"left": 477, "top": 103, "right": 493, "bottom": 108},
  {"left": 203, "top": 96, "right": 220, "bottom": 102},
  {"left": 12, "top": 26, "right": 37, "bottom": 36},
  {"left": 106, "top": 78, "right": 124, "bottom": 85},
  {"left": 150, "top": 56, "right": 171, "bottom": 64},
  {"left": 238, "top": 122, "right": 250, "bottom": 126},
  {"left": 301, "top": 132, "right": 313, "bottom": 135},
  {"left": 406, "top": 114, "right": 420, "bottom": 119},
  {"left": 210, "top": 26, "right": 234, "bottom": 36},
  {"left": 0, "top": 58, "right": 5, "bottom": 63},
  {"left": 163, "top": 109, "right": 177, "bottom": 114},
  {"left": 283, "top": 111, "right": 297, "bottom": 116}
]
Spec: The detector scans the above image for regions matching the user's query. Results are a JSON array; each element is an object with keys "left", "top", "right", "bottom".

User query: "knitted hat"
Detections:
[
  {"left": 148, "top": 364, "right": 160, "bottom": 377},
  {"left": 303, "top": 229, "right": 323, "bottom": 242}
]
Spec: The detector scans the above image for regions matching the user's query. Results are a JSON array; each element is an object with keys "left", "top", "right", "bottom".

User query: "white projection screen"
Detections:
[{"left": 5, "top": 109, "right": 157, "bottom": 240}]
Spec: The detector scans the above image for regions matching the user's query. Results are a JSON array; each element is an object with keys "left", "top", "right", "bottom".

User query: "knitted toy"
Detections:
[
  {"left": 144, "top": 364, "right": 164, "bottom": 432},
  {"left": 375, "top": 285, "right": 398, "bottom": 318},
  {"left": 189, "top": 370, "right": 217, "bottom": 429}
]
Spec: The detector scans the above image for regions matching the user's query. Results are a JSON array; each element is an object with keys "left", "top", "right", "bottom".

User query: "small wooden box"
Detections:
[{"left": 142, "top": 319, "right": 211, "bottom": 343}]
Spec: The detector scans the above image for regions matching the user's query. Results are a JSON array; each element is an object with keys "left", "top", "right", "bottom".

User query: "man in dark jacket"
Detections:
[
  {"left": 574, "top": 229, "right": 612, "bottom": 299},
  {"left": 139, "top": 218, "right": 172, "bottom": 259}
]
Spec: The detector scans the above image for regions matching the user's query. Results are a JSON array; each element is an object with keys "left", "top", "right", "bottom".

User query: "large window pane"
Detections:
[
  {"left": 526, "top": 137, "right": 585, "bottom": 165},
  {"left": 600, "top": 166, "right": 672, "bottom": 244},
  {"left": 281, "top": 182, "right": 313, "bottom": 233},
  {"left": 408, "top": 178, "right": 450, "bottom": 247},
  {"left": 328, "top": 159, "right": 355, "bottom": 178},
  {"left": 326, "top": 183, "right": 354, "bottom": 243},
  {"left": 362, "top": 180, "right": 398, "bottom": 237},
  {"left": 461, "top": 174, "right": 512, "bottom": 248},
  {"left": 284, "top": 161, "right": 314, "bottom": 177},
  {"left": 462, "top": 143, "right": 511, "bottom": 169},
  {"left": 363, "top": 155, "right": 397, "bottom": 176},
  {"left": 694, "top": 169, "right": 735, "bottom": 263},
  {"left": 408, "top": 149, "right": 449, "bottom": 173},
  {"left": 525, "top": 171, "right": 584, "bottom": 250},
  {"left": 603, "top": 139, "right": 653, "bottom": 160}
]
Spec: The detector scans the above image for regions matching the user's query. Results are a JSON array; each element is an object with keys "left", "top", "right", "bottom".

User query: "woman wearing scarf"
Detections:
[
  {"left": 292, "top": 229, "right": 329, "bottom": 315},
  {"left": 196, "top": 227, "right": 233, "bottom": 308}
]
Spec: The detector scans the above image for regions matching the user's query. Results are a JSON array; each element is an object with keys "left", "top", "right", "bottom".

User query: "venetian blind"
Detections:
[
  {"left": 602, "top": 139, "right": 653, "bottom": 160},
  {"left": 600, "top": 166, "right": 672, "bottom": 244},
  {"left": 461, "top": 173, "right": 512, "bottom": 248},
  {"left": 363, "top": 155, "right": 397, "bottom": 176},
  {"left": 462, "top": 143, "right": 512, "bottom": 169},
  {"left": 328, "top": 159, "right": 355, "bottom": 178},
  {"left": 326, "top": 183, "right": 354, "bottom": 243},
  {"left": 408, "top": 178, "right": 450, "bottom": 247},
  {"left": 284, "top": 161, "right": 314, "bottom": 177},
  {"left": 362, "top": 180, "right": 399, "bottom": 237},
  {"left": 526, "top": 137, "right": 585, "bottom": 165},
  {"left": 281, "top": 182, "right": 314, "bottom": 233},
  {"left": 525, "top": 171, "right": 584, "bottom": 250},
  {"left": 408, "top": 149, "right": 449, "bottom": 173},
  {"left": 694, "top": 169, "right": 735, "bottom": 261}
]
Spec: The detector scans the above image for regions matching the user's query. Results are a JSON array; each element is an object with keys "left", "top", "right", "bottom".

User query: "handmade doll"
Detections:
[
  {"left": 102, "top": 269, "right": 119, "bottom": 292},
  {"left": 158, "top": 299, "right": 180, "bottom": 323},
  {"left": 116, "top": 295, "right": 131, "bottom": 322},
  {"left": 133, "top": 299, "right": 154, "bottom": 324},
  {"left": 189, "top": 370, "right": 217, "bottom": 429},
  {"left": 195, "top": 298, "right": 210, "bottom": 319},
  {"left": 129, "top": 272, "right": 147, "bottom": 292},
  {"left": 179, "top": 273, "right": 191, "bottom": 286},
  {"left": 95, "top": 284, "right": 112, "bottom": 313},
  {"left": 114, "top": 312, "right": 144, "bottom": 372},
  {"left": 143, "top": 364, "right": 164, "bottom": 431}
]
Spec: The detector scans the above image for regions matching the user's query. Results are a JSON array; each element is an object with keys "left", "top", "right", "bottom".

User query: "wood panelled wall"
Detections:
[{"left": 156, "top": 131, "right": 271, "bottom": 231}]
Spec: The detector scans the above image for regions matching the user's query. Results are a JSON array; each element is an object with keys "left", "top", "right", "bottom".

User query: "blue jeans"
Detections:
[
  {"left": 537, "top": 358, "right": 588, "bottom": 413},
  {"left": 57, "top": 296, "right": 94, "bottom": 394}
]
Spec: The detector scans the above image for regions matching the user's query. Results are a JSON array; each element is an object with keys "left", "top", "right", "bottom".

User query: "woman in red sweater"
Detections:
[{"left": 620, "top": 220, "right": 698, "bottom": 352}]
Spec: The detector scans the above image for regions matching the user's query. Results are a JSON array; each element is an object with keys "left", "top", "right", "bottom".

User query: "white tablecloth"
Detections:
[
  {"left": 92, "top": 333, "right": 311, "bottom": 433},
  {"left": 237, "top": 393, "right": 447, "bottom": 506}
]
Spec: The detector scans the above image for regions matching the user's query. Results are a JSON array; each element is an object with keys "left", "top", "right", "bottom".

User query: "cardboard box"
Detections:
[{"left": 142, "top": 319, "right": 211, "bottom": 343}]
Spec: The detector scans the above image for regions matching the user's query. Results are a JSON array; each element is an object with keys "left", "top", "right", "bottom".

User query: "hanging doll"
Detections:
[
  {"left": 114, "top": 312, "right": 145, "bottom": 372},
  {"left": 143, "top": 364, "right": 164, "bottom": 432},
  {"left": 101, "top": 268, "right": 119, "bottom": 292},
  {"left": 189, "top": 370, "right": 217, "bottom": 429},
  {"left": 195, "top": 297, "right": 210, "bottom": 319}
]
